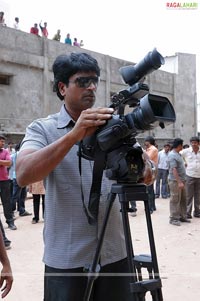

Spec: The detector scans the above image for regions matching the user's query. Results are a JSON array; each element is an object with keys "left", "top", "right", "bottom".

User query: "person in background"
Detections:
[
  {"left": 11, "top": 143, "right": 32, "bottom": 218},
  {"left": 144, "top": 136, "right": 158, "bottom": 213},
  {"left": 155, "top": 143, "right": 171, "bottom": 199},
  {"left": 80, "top": 40, "right": 84, "bottom": 47},
  {"left": 0, "top": 138, "right": 12, "bottom": 244},
  {"left": 30, "top": 23, "right": 39, "bottom": 35},
  {"left": 181, "top": 136, "right": 200, "bottom": 219},
  {"left": 73, "top": 37, "right": 80, "bottom": 47},
  {"left": 0, "top": 229, "right": 13, "bottom": 298},
  {"left": 39, "top": 21, "right": 48, "bottom": 37},
  {"left": 129, "top": 146, "right": 157, "bottom": 217},
  {"left": 16, "top": 52, "right": 133, "bottom": 300},
  {"left": 65, "top": 33, "right": 72, "bottom": 45},
  {"left": 52, "top": 29, "right": 61, "bottom": 41},
  {"left": 0, "top": 135, "right": 17, "bottom": 230},
  {"left": 13, "top": 17, "right": 20, "bottom": 30},
  {"left": 0, "top": 219, "right": 11, "bottom": 250},
  {"left": 168, "top": 138, "right": 190, "bottom": 226},
  {"left": 6, "top": 141, "right": 15, "bottom": 198},
  {"left": 6, "top": 142, "right": 15, "bottom": 155},
  {"left": 0, "top": 11, "right": 6, "bottom": 26},
  {"left": 29, "top": 180, "right": 45, "bottom": 224}
]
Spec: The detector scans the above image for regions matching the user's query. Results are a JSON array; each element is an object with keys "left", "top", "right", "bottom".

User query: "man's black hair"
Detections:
[
  {"left": 0, "top": 134, "right": 6, "bottom": 140},
  {"left": 52, "top": 52, "right": 100, "bottom": 100},
  {"left": 144, "top": 136, "right": 155, "bottom": 146},
  {"left": 172, "top": 138, "right": 183, "bottom": 148},
  {"left": 190, "top": 136, "right": 199, "bottom": 143}
]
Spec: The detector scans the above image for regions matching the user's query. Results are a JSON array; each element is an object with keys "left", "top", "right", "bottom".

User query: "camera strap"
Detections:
[
  {"left": 87, "top": 146, "right": 106, "bottom": 225},
  {"left": 78, "top": 142, "right": 106, "bottom": 225}
]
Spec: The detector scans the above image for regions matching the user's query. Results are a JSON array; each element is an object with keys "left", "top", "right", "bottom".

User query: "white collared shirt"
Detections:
[{"left": 181, "top": 147, "right": 200, "bottom": 178}]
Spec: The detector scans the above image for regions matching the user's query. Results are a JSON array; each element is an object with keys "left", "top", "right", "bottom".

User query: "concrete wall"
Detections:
[{"left": 0, "top": 26, "right": 197, "bottom": 148}]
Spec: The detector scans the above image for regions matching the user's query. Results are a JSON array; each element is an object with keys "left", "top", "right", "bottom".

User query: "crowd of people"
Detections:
[
  {"left": 0, "top": 136, "right": 45, "bottom": 295},
  {"left": 0, "top": 135, "right": 46, "bottom": 257},
  {"left": 128, "top": 135, "right": 200, "bottom": 228},
  {"left": 31, "top": 24, "right": 84, "bottom": 47},
  {"left": 164, "top": 136, "right": 200, "bottom": 226},
  {"left": 0, "top": 11, "right": 84, "bottom": 47}
]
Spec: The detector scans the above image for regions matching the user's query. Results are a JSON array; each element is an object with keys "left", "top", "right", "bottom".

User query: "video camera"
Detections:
[{"left": 79, "top": 48, "right": 176, "bottom": 184}]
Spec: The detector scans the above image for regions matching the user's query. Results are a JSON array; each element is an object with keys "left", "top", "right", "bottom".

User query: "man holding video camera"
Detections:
[{"left": 16, "top": 53, "right": 134, "bottom": 300}]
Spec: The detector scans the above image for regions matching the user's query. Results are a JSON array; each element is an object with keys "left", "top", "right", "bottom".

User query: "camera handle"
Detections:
[{"left": 83, "top": 183, "right": 163, "bottom": 301}]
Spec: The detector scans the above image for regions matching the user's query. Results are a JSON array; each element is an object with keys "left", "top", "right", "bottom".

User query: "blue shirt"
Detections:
[
  {"left": 65, "top": 38, "right": 72, "bottom": 45},
  {"left": 168, "top": 150, "right": 186, "bottom": 182},
  {"left": 157, "top": 150, "right": 169, "bottom": 170},
  {"left": 20, "top": 104, "right": 126, "bottom": 269}
]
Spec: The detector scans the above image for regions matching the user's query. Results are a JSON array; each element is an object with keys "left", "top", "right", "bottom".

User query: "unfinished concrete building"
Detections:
[{"left": 0, "top": 26, "right": 197, "bottom": 148}]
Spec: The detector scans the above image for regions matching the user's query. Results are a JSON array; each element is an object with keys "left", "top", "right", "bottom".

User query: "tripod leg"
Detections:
[
  {"left": 83, "top": 192, "right": 116, "bottom": 301},
  {"left": 144, "top": 200, "right": 163, "bottom": 301},
  {"left": 119, "top": 197, "right": 144, "bottom": 301},
  {"left": 119, "top": 199, "right": 137, "bottom": 277}
]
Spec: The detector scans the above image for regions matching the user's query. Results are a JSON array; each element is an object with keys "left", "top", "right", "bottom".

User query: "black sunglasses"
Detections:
[{"left": 69, "top": 76, "right": 99, "bottom": 88}]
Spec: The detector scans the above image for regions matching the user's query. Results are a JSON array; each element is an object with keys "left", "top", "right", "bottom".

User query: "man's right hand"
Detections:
[
  {"left": 72, "top": 107, "right": 114, "bottom": 142},
  {"left": 16, "top": 107, "right": 114, "bottom": 187}
]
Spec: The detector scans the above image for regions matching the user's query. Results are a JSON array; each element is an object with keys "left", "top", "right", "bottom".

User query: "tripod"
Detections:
[{"left": 83, "top": 183, "right": 163, "bottom": 301}]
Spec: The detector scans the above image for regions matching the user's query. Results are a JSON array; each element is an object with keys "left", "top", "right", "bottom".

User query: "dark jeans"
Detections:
[
  {"left": 44, "top": 258, "right": 133, "bottom": 301},
  {"left": 155, "top": 169, "right": 169, "bottom": 197},
  {"left": 0, "top": 180, "right": 14, "bottom": 224},
  {"left": 148, "top": 184, "right": 156, "bottom": 212},
  {"left": 130, "top": 200, "right": 137, "bottom": 212},
  {"left": 33, "top": 194, "right": 45, "bottom": 221},
  {"left": 0, "top": 218, "right": 9, "bottom": 243},
  {"left": 9, "top": 179, "right": 13, "bottom": 199},
  {"left": 12, "top": 178, "right": 27, "bottom": 215}
]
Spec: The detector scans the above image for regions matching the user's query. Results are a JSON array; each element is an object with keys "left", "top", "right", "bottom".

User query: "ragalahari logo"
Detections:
[{"left": 166, "top": 2, "right": 198, "bottom": 9}]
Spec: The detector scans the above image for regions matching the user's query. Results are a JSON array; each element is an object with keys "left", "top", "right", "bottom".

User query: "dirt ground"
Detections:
[{"left": 1, "top": 195, "right": 200, "bottom": 301}]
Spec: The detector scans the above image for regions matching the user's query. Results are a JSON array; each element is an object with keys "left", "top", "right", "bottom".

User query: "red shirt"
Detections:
[
  {"left": 40, "top": 25, "right": 48, "bottom": 37},
  {"left": 30, "top": 27, "right": 39, "bottom": 35},
  {"left": 42, "top": 28, "right": 48, "bottom": 37},
  {"left": 0, "top": 149, "right": 11, "bottom": 180}
]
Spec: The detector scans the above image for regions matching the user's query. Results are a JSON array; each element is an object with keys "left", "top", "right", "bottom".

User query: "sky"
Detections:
[{"left": 1, "top": 0, "right": 199, "bottom": 62}]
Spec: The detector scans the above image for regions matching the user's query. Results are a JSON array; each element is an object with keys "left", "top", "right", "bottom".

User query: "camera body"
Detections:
[{"left": 79, "top": 49, "right": 176, "bottom": 184}]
